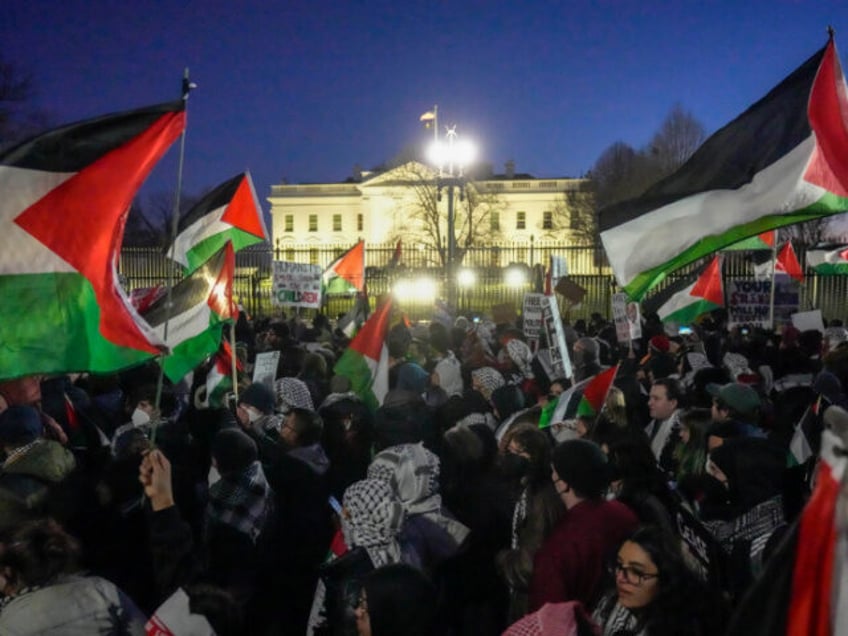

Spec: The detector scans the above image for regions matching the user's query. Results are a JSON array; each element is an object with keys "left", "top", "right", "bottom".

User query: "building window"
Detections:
[
  {"left": 490, "top": 211, "right": 500, "bottom": 232},
  {"left": 333, "top": 214, "right": 342, "bottom": 232},
  {"left": 284, "top": 214, "right": 294, "bottom": 232},
  {"left": 542, "top": 211, "right": 553, "bottom": 230},
  {"left": 516, "top": 211, "right": 526, "bottom": 230},
  {"left": 309, "top": 214, "right": 318, "bottom": 232},
  {"left": 309, "top": 248, "right": 319, "bottom": 264},
  {"left": 357, "top": 214, "right": 364, "bottom": 231},
  {"left": 286, "top": 248, "right": 295, "bottom": 261}
]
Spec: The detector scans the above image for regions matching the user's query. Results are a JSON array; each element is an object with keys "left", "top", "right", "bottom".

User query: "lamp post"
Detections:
[{"left": 428, "top": 125, "right": 476, "bottom": 310}]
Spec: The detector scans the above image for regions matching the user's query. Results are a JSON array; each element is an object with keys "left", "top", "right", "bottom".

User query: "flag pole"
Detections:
[
  {"left": 152, "top": 68, "right": 196, "bottom": 445},
  {"left": 433, "top": 104, "right": 438, "bottom": 144},
  {"left": 768, "top": 239, "right": 778, "bottom": 332},
  {"left": 230, "top": 323, "right": 239, "bottom": 402}
]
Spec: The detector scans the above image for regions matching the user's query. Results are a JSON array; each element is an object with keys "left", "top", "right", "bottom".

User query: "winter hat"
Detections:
[
  {"left": 551, "top": 439, "right": 610, "bottom": 500},
  {"left": 649, "top": 335, "right": 670, "bottom": 353},
  {"left": 211, "top": 428, "right": 258, "bottom": 475},
  {"left": 275, "top": 377, "right": 315, "bottom": 412},
  {"left": 722, "top": 352, "right": 753, "bottom": 380},
  {"left": 396, "top": 363, "right": 429, "bottom": 393},
  {"left": 0, "top": 405, "right": 42, "bottom": 446},
  {"left": 239, "top": 382, "right": 276, "bottom": 415},
  {"left": 707, "top": 382, "right": 761, "bottom": 417},
  {"left": 471, "top": 367, "right": 505, "bottom": 401}
]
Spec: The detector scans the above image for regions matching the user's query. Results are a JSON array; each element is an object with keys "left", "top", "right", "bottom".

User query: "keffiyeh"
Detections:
[
  {"left": 342, "top": 479, "right": 405, "bottom": 568},
  {"left": 472, "top": 367, "right": 505, "bottom": 401},
  {"left": 275, "top": 377, "right": 315, "bottom": 411},
  {"left": 207, "top": 460, "right": 271, "bottom": 543}
]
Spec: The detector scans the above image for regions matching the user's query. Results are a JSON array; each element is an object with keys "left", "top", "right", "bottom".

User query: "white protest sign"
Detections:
[
  {"left": 522, "top": 293, "right": 545, "bottom": 351},
  {"left": 271, "top": 261, "right": 322, "bottom": 308},
  {"left": 611, "top": 293, "right": 631, "bottom": 344},
  {"left": 792, "top": 309, "right": 825, "bottom": 333},
  {"left": 252, "top": 351, "right": 280, "bottom": 389},
  {"left": 541, "top": 294, "right": 573, "bottom": 379},
  {"left": 727, "top": 277, "right": 800, "bottom": 328}
]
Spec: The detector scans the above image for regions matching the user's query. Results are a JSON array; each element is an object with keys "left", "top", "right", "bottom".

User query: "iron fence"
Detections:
[{"left": 118, "top": 243, "right": 848, "bottom": 322}]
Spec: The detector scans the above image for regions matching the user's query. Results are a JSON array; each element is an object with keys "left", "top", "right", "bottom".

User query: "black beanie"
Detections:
[
  {"left": 212, "top": 428, "right": 258, "bottom": 475},
  {"left": 239, "top": 383, "right": 276, "bottom": 415},
  {"left": 551, "top": 439, "right": 610, "bottom": 500}
]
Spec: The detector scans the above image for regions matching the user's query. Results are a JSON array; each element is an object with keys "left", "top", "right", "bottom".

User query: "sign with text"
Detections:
[
  {"left": 611, "top": 293, "right": 631, "bottom": 343},
  {"left": 271, "top": 261, "right": 323, "bottom": 308},
  {"left": 541, "top": 294, "right": 573, "bottom": 379},
  {"left": 522, "top": 293, "right": 545, "bottom": 351},
  {"left": 252, "top": 351, "right": 280, "bottom": 389},
  {"left": 727, "top": 276, "right": 800, "bottom": 329}
]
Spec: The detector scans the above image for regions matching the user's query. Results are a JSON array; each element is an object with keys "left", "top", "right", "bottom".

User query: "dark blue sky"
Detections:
[{"left": 3, "top": 1, "right": 847, "bottom": 212}]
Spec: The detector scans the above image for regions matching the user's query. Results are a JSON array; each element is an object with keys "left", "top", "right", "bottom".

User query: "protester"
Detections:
[{"left": 354, "top": 563, "right": 438, "bottom": 636}]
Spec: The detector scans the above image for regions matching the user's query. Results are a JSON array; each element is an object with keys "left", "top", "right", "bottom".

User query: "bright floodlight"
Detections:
[
  {"left": 505, "top": 266, "right": 527, "bottom": 288},
  {"left": 457, "top": 268, "right": 476, "bottom": 287},
  {"left": 453, "top": 139, "right": 476, "bottom": 167},
  {"left": 393, "top": 276, "right": 437, "bottom": 303},
  {"left": 427, "top": 140, "right": 448, "bottom": 168}
]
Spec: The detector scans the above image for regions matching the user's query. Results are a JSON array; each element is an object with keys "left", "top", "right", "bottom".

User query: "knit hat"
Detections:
[
  {"left": 0, "top": 405, "right": 43, "bottom": 446},
  {"left": 274, "top": 377, "right": 314, "bottom": 412},
  {"left": 551, "top": 439, "right": 610, "bottom": 499},
  {"left": 211, "top": 428, "right": 258, "bottom": 475},
  {"left": 471, "top": 367, "right": 505, "bottom": 402},
  {"left": 649, "top": 335, "right": 670, "bottom": 353},
  {"left": 239, "top": 382, "right": 276, "bottom": 415},
  {"left": 707, "top": 382, "right": 761, "bottom": 417}
]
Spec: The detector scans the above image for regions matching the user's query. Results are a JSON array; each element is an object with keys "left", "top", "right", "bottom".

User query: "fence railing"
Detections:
[{"left": 118, "top": 243, "right": 848, "bottom": 322}]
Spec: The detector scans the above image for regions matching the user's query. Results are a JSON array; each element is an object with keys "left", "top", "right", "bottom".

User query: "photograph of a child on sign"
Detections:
[{"left": 626, "top": 301, "right": 642, "bottom": 340}]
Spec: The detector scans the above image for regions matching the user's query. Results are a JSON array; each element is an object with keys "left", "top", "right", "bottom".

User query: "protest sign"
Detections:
[
  {"left": 252, "top": 351, "right": 280, "bottom": 389},
  {"left": 727, "top": 276, "right": 800, "bottom": 328},
  {"left": 271, "top": 261, "right": 322, "bottom": 308},
  {"left": 611, "top": 293, "right": 631, "bottom": 343},
  {"left": 555, "top": 277, "right": 586, "bottom": 307},
  {"left": 792, "top": 309, "right": 825, "bottom": 333},
  {"left": 522, "top": 293, "right": 545, "bottom": 351},
  {"left": 541, "top": 294, "right": 573, "bottom": 379},
  {"left": 492, "top": 302, "right": 518, "bottom": 326}
]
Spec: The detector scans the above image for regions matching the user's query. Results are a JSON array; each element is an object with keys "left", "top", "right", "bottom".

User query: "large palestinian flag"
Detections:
[
  {"left": 0, "top": 101, "right": 185, "bottom": 381},
  {"left": 600, "top": 36, "right": 848, "bottom": 300},
  {"left": 807, "top": 243, "right": 848, "bottom": 274},
  {"left": 170, "top": 172, "right": 267, "bottom": 274},
  {"left": 141, "top": 243, "right": 236, "bottom": 382},
  {"left": 644, "top": 255, "right": 724, "bottom": 324},
  {"left": 333, "top": 298, "right": 392, "bottom": 410}
]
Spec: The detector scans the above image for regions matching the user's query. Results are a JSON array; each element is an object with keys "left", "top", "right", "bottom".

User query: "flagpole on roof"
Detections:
[{"left": 152, "top": 68, "right": 196, "bottom": 444}]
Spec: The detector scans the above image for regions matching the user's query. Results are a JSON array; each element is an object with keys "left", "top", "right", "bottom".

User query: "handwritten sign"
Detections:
[
  {"left": 541, "top": 294, "right": 573, "bottom": 379},
  {"left": 727, "top": 276, "right": 800, "bottom": 328},
  {"left": 252, "top": 351, "right": 280, "bottom": 389},
  {"left": 271, "top": 261, "right": 323, "bottom": 308},
  {"left": 522, "top": 293, "right": 545, "bottom": 351}
]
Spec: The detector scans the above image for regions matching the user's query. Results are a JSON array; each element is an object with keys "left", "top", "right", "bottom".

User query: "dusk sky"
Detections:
[{"left": 3, "top": 1, "right": 848, "bottom": 216}]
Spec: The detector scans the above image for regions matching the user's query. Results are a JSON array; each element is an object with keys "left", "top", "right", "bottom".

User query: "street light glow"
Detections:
[
  {"left": 505, "top": 266, "right": 527, "bottom": 288},
  {"left": 457, "top": 268, "right": 476, "bottom": 287},
  {"left": 393, "top": 276, "right": 438, "bottom": 303}
]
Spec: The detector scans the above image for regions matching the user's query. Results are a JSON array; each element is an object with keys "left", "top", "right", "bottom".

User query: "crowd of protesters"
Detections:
[{"left": 0, "top": 302, "right": 847, "bottom": 635}]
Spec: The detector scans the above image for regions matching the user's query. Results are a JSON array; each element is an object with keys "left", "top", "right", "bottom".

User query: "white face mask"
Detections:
[
  {"left": 247, "top": 408, "right": 262, "bottom": 423},
  {"left": 131, "top": 407, "right": 151, "bottom": 427}
]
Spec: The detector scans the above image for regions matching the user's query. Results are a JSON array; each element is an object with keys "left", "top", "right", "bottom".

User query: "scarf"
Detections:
[
  {"left": 342, "top": 479, "right": 405, "bottom": 568},
  {"left": 206, "top": 460, "right": 271, "bottom": 544}
]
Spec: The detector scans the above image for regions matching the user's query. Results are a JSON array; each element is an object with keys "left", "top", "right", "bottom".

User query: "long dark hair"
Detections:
[
  {"left": 599, "top": 525, "right": 727, "bottom": 636},
  {"left": 363, "top": 563, "right": 437, "bottom": 636},
  {"left": 0, "top": 519, "right": 81, "bottom": 589}
]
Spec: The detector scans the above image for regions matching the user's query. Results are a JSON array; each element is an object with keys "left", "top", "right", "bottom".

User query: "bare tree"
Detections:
[
  {"left": 647, "top": 103, "right": 706, "bottom": 179},
  {"left": 0, "top": 55, "right": 49, "bottom": 150},
  {"left": 782, "top": 214, "right": 848, "bottom": 247}
]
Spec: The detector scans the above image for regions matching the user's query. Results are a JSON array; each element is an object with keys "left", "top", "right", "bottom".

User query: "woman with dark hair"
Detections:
[
  {"left": 672, "top": 408, "right": 712, "bottom": 505},
  {"left": 354, "top": 563, "right": 437, "bottom": 636},
  {"left": 0, "top": 518, "right": 147, "bottom": 634},
  {"left": 592, "top": 525, "right": 726, "bottom": 635},
  {"left": 495, "top": 426, "right": 563, "bottom": 622}
]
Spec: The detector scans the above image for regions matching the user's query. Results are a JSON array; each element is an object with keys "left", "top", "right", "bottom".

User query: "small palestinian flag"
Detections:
[
  {"left": 576, "top": 365, "right": 619, "bottom": 418},
  {"left": 599, "top": 35, "right": 848, "bottom": 300},
  {"left": 724, "top": 230, "right": 778, "bottom": 251},
  {"left": 644, "top": 255, "right": 724, "bottom": 324},
  {"left": 806, "top": 243, "right": 848, "bottom": 274},
  {"left": 170, "top": 172, "right": 267, "bottom": 274},
  {"left": 0, "top": 101, "right": 185, "bottom": 380},
  {"left": 323, "top": 240, "right": 365, "bottom": 294},
  {"left": 777, "top": 242, "right": 805, "bottom": 282}
]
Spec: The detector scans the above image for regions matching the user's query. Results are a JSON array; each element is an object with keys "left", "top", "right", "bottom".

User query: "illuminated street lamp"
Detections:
[{"left": 427, "top": 125, "right": 476, "bottom": 309}]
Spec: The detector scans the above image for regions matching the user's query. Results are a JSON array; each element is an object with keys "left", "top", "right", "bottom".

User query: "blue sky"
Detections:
[{"left": 3, "top": 0, "right": 848, "bottom": 213}]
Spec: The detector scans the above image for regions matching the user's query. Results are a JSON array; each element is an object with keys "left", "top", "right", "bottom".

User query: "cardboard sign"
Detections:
[
  {"left": 252, "top": 351, "right": 280, "bottom": 388},
  {"left": 271, "top": 261, "right": 323, "bottom": 308},
  {"left": 492, "top": 302, "right": 518, "bottom": 326},
  {"left": 554, "top": 277, "right": 586, "bottom": 306},
  {"left": 727, "top": 276, "right": 800, "bottom": 328},
  {"left": 611, "top": 293, "right": 631, "bottom": 343},
  {"left": 626, "top": 300, "right": 642, "bottom": 340},
  {"left": 541, "top": 294, "right": 573, "bottom": 379},
  {"left": 522, "top": 293, "right": 545, "bottom": 350}
]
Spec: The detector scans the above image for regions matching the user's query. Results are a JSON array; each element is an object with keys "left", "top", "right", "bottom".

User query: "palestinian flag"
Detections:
[
  {"left": 644, "top": 255, "right": 724, "bottom": 324},
  {"left": 576, "top": 365, "right": 619, "bottom": 418},
  {"left": 0, "top": 101, "right": 185, "bottom": 380},
  {"left": 323, "top": 240, "right": 365, "bottom": 294},
  {"left": 205, "top": 339, "right": 242, "bottom": 408},
  {"left": 337, "top": 291, "right": 370, "bottom": 338},
  {"left": 169, "top": 172, "right": 267, "bottom": 274},
  {"left": 141, "top": 243, "right": 236, "bottom": 382},
  {"left": 724, "top": 230, "right": 778, "bottom": 251},
  {"left": 807, "top": 243, "right": 848, "bottom": 274},
  {"left": 777, "top": 242, "right": 805, "bottom": 282},
  {"left": 333, "top": 298, "right": 393, "bottom": 410},
  {"left": 599, "top": 36, "right": 848, "bottom": 300}
]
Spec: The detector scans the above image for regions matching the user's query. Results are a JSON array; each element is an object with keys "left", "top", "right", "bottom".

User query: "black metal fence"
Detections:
[{"left": 118, "top": 243, "right": 848, "bottom": 322}]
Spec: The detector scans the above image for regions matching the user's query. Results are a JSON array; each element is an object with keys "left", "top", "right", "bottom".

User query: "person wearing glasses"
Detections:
[{"left": 592, "top": 525, "right": 726, "bottom": 635}]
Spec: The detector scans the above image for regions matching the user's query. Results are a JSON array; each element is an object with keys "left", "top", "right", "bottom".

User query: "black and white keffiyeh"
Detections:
[
  {"left": 206, "top": 460, "right": 272, "bottom": 544},
  {"left": 342, "top": 478, "right": 405, "bottom": 568}
]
